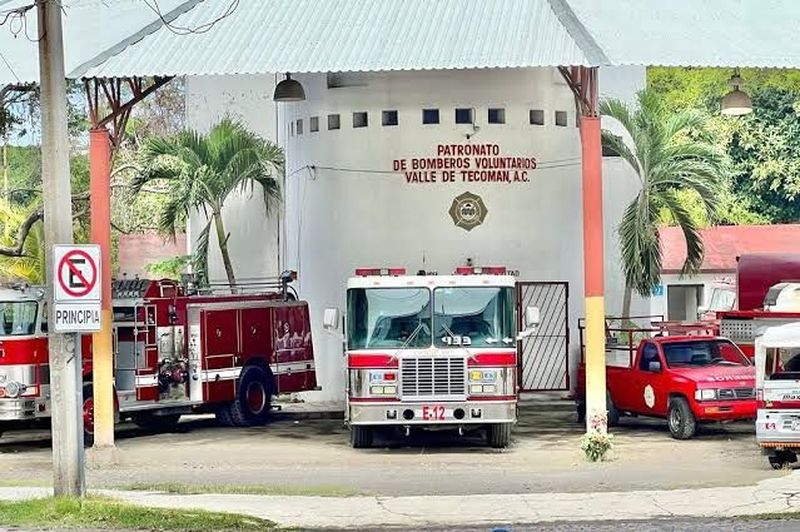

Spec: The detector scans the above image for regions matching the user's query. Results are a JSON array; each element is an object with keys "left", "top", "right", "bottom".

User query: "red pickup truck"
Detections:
[{"left": 576, "top": 335, "right": 756, "bottom": 439}]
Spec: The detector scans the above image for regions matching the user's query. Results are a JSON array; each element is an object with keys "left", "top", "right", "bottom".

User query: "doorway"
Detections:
[{"left": 667, "top": 284, "right": 704, "bottom": 321}]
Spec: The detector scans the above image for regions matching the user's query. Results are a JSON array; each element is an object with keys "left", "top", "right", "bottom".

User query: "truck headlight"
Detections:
[
  {"left": 694, "top": 388, "right": 717, "bottom": 401},
  {"left": 2, "top": 381, "right": 23, "bottom": 399},
  {"left": 469, "top": 370, "right": 497, "bottom": 383},
  {"left": 369, "top": 385, "right": 397, "bottom": 396}
]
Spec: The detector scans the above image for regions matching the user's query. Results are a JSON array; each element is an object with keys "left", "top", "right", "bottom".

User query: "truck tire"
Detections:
[
  {"left": 82, "top": 384, "right": 94, "bottom": 448},
  {"left": 667, "top": 397, "right": 696, "bottom": 440},
  {"left": 576, "top": 401, "right": 586, "bottom": 424},
  {"left": 350, "top": 425, "right": 373, "bottom": 448},
  {"left": 769, "top": 451, "right": 797, "bottom": 470},
  {"left": 487, "top": 423, "right": 512, "bottom": 448},
  {"left": 607, "top": 392, "right": 620, "bottom": 427},
  {"left": 133, "top": 413, "right": 182, "bottom": 432},
  {"left": 226, "top": 365, "right": 273, "bottom": 427}
]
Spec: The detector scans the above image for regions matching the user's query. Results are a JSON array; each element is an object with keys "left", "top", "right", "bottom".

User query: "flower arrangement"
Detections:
[{"left": 581, "top": 411, "right": 614, "bottom": 462}]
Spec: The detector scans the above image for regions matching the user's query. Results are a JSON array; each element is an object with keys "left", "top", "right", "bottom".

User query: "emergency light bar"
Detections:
[
  {"left": 354, "top": 267, "right": 407, "bottom": 277},
  {"left": 455, "top": 266, "right": 507, "bottom": 275}
]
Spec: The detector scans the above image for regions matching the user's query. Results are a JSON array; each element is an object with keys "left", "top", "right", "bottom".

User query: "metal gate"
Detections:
[{"left": 517, "top": 281, "right": 569, "bottom": 391}]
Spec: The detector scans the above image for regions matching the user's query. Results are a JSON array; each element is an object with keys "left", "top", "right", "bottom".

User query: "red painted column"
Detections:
[
  {"left": 89, "top": 128, "right": 114, "bottom": 449},
  {"left": 580, "top": 116, "right": 608, "bottom": 433}
]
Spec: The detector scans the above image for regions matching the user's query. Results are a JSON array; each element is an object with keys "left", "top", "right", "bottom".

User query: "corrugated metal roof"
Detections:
[
  {"left": 6, "top": 0, "right": 800, "bottom": 85},
  {"left": 571, "top": 0, "right": 800, "bottom": 68},
  {"left": 0, "top": 0, "right": 197, "bottom": 85},
  {"left": 82, "top": 0, "right": 592, "bottom": 78}
]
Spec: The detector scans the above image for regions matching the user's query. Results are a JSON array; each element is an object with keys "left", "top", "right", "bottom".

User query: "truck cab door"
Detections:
[{"left": 632, "top": 341, "right": 667, "bottom": 415}]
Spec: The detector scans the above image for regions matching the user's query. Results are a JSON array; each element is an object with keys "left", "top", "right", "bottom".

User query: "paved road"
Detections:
[
  {"left": 0, "top": 397, "right": 787, "bottom": 496},
  {"left": 368, "top": 519, "right": 800, "bottom": 531}
]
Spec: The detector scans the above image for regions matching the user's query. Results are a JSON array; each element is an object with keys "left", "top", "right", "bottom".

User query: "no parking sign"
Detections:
[{"left": 53, "top": 245, "right": 102, "bottom": 332}]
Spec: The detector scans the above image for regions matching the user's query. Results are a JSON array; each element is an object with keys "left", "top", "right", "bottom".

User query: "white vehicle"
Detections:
[
  {"left": 755, "top": 321, "right": 800, "bottom": 469},
  {"left": 325, "top": 266, "right": 539, "bottom": 449}
]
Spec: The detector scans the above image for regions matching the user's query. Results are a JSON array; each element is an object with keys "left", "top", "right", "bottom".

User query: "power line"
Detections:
[
  {"left": 0, "top": 1, "right": 38, "bottom": 42},
  {"left": 0, "top": 49, "right": 20, "bottom": 82},
  {"left": 142, "top": 0, "right": 239, "bottom": 35},
  {"left": 297, "top": 159, "right": 584, "bottom": 178}
]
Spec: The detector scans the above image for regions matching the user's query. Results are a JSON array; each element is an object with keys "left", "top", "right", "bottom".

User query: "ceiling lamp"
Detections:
[
  {"left": 273, "top": 73, "right": 306, "bottom": 102},
  {"left": 721, "top": 71, "right": 753, "bottom": 116}
]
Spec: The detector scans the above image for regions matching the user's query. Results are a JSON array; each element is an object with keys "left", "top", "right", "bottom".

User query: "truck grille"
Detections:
[
  {"left": 718, "top": 387, "right": 755, "bottom": 400},
  {"left": 400, "top": 357, "right": 466, "bottom": 400}
]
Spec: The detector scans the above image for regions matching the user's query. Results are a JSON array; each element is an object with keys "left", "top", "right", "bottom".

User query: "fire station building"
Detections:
[
  {"left": 7, "top": 1, "right": 786, "bottom": 403},
  {"left": 183, "top": 67, "right": 647, "bottom": 399}
]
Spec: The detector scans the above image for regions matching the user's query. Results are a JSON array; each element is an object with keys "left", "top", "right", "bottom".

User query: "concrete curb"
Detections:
[{"left": 3, "top": 472, "right": 800, "bottom": 529}]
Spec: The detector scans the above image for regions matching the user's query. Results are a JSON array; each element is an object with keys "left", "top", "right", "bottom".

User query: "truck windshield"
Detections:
[
  {"left": 433, "top": 287, "right": 514, "bottom": 348},
  {"left": 0, "top": 301, "right": 38, "bottom": 337},
  {"left": 708, "top": 288, "right": 736, "bottom": 311},
  {"left": 347, "top": 288, "right": 431, "bottom": 349},
  {"left": 662, "top": 340, "right": 749, "bottom": 368}
]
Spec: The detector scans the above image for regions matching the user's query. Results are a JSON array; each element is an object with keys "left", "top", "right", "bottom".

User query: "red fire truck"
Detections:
[
  {"left": 324, "top": 266, "right": 539, "bottom": 449},
  {"left": 0, "top": 273, "right": 317, "bottom": 445},
  {"left": 714, "top": 254, "right": 800, "bottom": 355},
  {"left": 720, "top": 285, "right": 800, "bottom": 360}
]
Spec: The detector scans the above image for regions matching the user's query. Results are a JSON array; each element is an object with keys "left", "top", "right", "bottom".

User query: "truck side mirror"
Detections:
[
  {"left": 525, "top": 306, "right": 540, "bottom": 328},
  {"left": 323, "top": 308, "right": 340, "bottom": 331},
  {"left": 696, "top": 305, "right": 709, "bottom": 319},
  {"left": 648, "top": 360, "right": 662, "bottom": 373},
  {"left": 519, "top": 306, "right": 540, "bottom": 338}
]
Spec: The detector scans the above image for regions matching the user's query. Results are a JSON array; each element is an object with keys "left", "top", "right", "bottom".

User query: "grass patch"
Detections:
[
  {"left": 742, "top": 511, "right": 800, "bottom": 521},
  {"left": 120, "top": 481, "right": 361, "bottom": 498},
  {"left": 0, "top": 478, "right": 52, "bottom": 488},
  {"left": 0, "top": 496, "right": 279, "bottom": 531}
]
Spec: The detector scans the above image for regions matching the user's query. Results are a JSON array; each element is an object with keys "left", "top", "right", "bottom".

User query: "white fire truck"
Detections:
[
  {"left": 324, "top": 266, "right": 539, "bottom": 448},
  {"left": 754, "top": 321, "right": 800, "bottom": 469},
  {"left": 0, "top": 273, "right": 317, "bottom": 445}
]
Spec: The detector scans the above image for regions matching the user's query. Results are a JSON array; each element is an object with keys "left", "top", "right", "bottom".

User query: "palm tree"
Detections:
[
  {"left": 131, "top": 119, "right": 283, "bottom": 287},
  {"left": 0, "top": 200, "right": 45, "bottom": 284},
  {"left": 601, "top": 90, "right": 725, "bottom": 318}
]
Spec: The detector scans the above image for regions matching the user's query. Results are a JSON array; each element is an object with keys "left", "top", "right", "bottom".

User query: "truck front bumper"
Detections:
[
  {"left": 0, "top": 398, "right": 36, "bottom": 421},
  {"left": 694, "top": 400, "right": 756, "bottom": 421},
  {"left": 757, "top": 409, "right": 800, "bottom": 449},
  {"left": 349, "top": 400, "right": 516, "bottom": 426}
]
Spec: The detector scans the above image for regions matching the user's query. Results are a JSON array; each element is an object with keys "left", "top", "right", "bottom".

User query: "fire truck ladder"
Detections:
[{"left": 189, "top": 272, "right": 298, "bottom": 299}]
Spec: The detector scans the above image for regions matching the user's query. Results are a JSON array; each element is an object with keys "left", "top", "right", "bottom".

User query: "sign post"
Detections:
[
  {"left": 38, "top": 0, "right": 85, "bottom": 497},
  {"left": 54, "top": 246, "right": 102, "bottom": 332}
]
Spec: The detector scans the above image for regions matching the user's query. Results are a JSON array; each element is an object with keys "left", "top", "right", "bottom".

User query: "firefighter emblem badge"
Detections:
[{"left": 449, "top": 192, "right": 487, "bottom": 231}]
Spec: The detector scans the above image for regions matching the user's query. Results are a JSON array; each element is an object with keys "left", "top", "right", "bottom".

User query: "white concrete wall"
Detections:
[
  {"left": 650, "top": 271, "right": 736, "bottom": 319},
  {"left": 186, "top": 66, "right": 649, "bottom": 400},
  {"left": 184, "top": 74, "right": 282, "bottom": 282}
]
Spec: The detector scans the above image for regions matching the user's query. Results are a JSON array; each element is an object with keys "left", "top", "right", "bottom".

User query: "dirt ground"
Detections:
[{"left": 0, "top": 396, "right": 786, "bottom": 496}]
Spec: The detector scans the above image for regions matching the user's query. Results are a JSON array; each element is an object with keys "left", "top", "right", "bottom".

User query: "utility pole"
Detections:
[{"left": 38, "top": 0, "right": 85, "bottom": 497}]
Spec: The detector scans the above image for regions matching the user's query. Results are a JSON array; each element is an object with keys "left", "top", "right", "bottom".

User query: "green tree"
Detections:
[
  {"left": 726, "top": 87, "right": 800, "bottom": 222},
  {"left": 601, "top": 90, "right": 725, "bottom": 317},
  {"left": 131, "top": 119, "right": 283, "bottom": 286},
  {"left": 648, "top": 67, "right": 800, "bottom": 224},
  {"left": 0, "top": 200, "right": 45, "bottom": 283}
]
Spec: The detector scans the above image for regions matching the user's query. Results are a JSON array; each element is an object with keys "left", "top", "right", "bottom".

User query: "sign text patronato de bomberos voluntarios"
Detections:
[{"left": 393, "top": 143, "right": 537, "bottom": 185}]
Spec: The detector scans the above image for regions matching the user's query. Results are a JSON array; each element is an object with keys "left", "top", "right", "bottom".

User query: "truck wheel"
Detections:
[
  {"left": 607, "top": 392, "right": 620, "bottom": 427},
  {"left": 227, "top": 365, "right": 273, "bottom": 427},
  {"left": 133, "top": 413, "right": 182, "bottom": 432},
  {"left": 769, "top": 451, "right": 797, "bottom": 470},
  {"left": 82, "top": 384, "right": 94, "bottom": 448},
  {"left": 667, "top": 397, "right": 696, "bottom": 440},
  {"left": 350, "top": 425, "right": 373, "bottom": 448},
  {"left": 487, "top": 423, "right": 512, "bottom": 448},
  {"left": 215, "top": 407, "right": 234, "bottom": 427}
]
